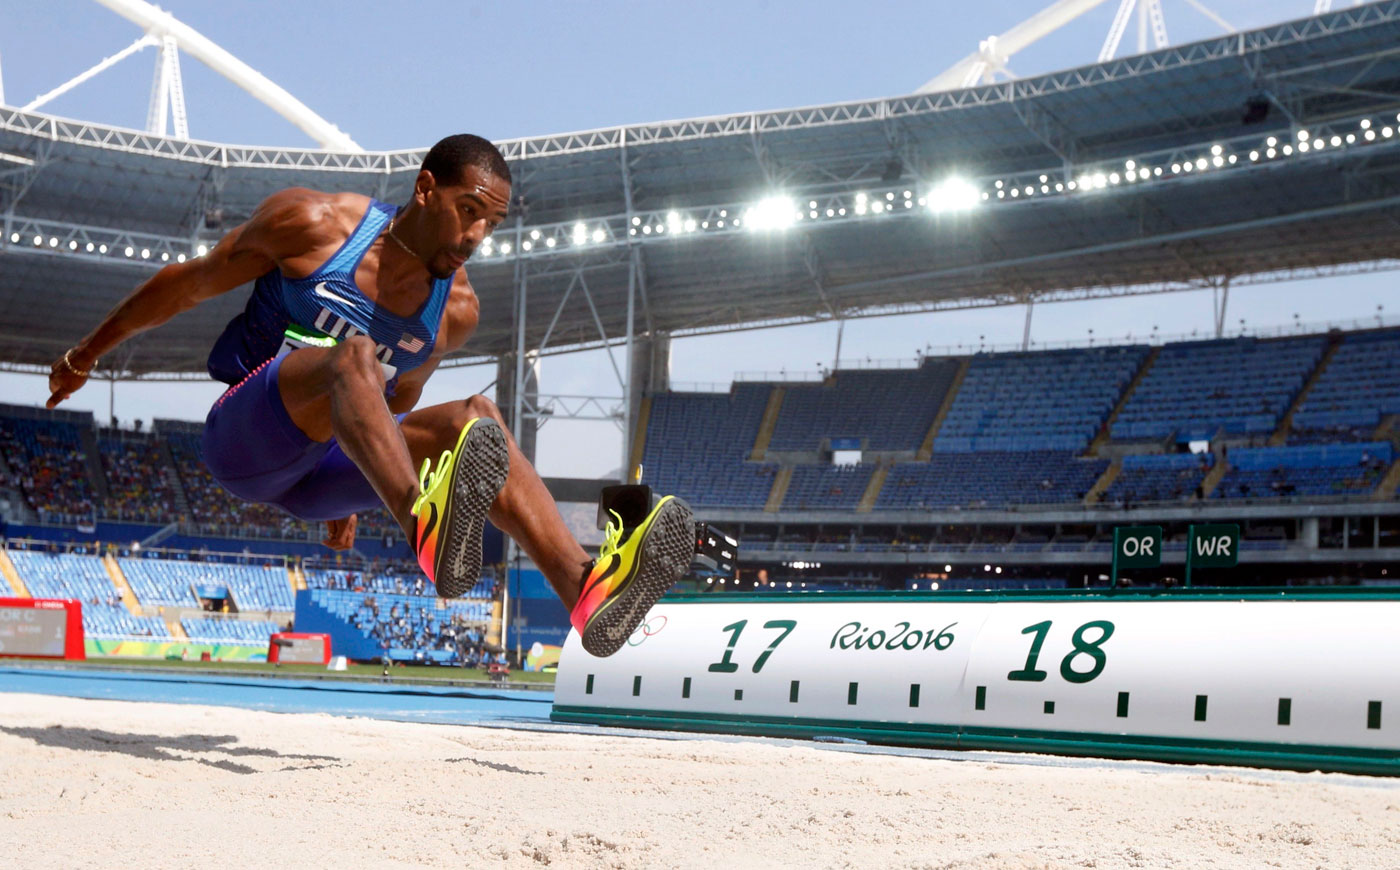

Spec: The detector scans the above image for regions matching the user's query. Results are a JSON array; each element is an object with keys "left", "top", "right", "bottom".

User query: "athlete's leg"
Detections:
[
  {"left": 397, "top": 396, "right": 590, "bottom": 609},
  {"left": 274, "top": 335, "right": 419, "bottom": 536}
]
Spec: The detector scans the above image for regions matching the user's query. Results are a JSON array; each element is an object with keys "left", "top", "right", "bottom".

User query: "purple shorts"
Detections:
[{"left": 201, "top": 355, "right": 401, "bottom": 522}]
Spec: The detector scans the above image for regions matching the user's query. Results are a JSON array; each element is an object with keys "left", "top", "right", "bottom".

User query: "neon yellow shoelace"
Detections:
[
  {"left": 598, "top": 509, "right": 625, "bottom": 559},
  {"left": 410, "top": 450, "right": 453, "bottom": 518}
]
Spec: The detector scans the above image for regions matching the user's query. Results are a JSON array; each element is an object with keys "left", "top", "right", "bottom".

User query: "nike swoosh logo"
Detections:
[{"left": 314, "top": 281, "right": 354, "bottom": 307}]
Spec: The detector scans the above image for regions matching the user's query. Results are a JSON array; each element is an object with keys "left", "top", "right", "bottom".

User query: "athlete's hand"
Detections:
[
  {"left": 47, "top": 347, "right": 95, "bottom": 409},
  {"left": 323, "top": 514, "right": 358, "bottom": 550}
]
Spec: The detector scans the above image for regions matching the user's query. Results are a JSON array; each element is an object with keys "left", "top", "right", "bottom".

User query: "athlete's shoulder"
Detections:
[{"left": 243, "top": 189, "right": 374, "bottom": 263}]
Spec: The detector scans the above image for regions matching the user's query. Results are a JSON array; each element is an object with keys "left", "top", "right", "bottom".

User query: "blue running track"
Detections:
[{"left": 0, "top": 666, "right": 554, "bottom": 728}]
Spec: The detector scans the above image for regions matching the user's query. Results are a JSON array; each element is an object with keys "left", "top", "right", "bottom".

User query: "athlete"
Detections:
[{"left": 45, "top": 134, "right": 693, "bottom": 658}]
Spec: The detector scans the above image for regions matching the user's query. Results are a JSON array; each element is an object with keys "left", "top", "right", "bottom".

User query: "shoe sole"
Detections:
[
  {"left": 581, "top": 496, "right": 694, "bottom": 658},
  {"left": 435, "top": 418, "right": 510, "bottom": 599}
]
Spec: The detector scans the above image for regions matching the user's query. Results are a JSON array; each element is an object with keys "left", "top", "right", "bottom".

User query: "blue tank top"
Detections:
[{"left": 206, "top": 198, "right": 452, "bottom": 395}]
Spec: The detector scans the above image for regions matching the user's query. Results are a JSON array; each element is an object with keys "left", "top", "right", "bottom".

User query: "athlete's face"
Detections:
[{"left": 424, "top": 166, "right": 510, "bottom": 279}]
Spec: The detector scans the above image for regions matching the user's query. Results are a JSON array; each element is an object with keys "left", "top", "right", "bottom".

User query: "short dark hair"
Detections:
[{"left": 422, "top": 134, "right": 511, "bottom": 187}]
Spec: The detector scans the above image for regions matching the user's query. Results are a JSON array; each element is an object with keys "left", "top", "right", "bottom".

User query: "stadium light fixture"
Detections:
[
  {"left": 196, "top": 244, "right": 208, "bottom": 256},
  {"left": 572, "top": 222, "right": 587, "bottom": 245},
  {"left": 32, "top": 235, "right": 41, "bottom": 246},
  {"left": 592, "top": 228, "right": 605, "bottom": 243},
  {"left": 529, "top": 229, "right": 541, "bottom": 241},
  {"left": 499, "top": 242, "right": 511, "bottom": 254},
  {"left": 926, "top": 177, "right": 982, "bottom": 213},
  {"left": 7, "top": 233, "right": 16, "bottom": 243},
  {"left": 544, "top": 237, "right": 556, "bottom": 248},
  {"left": 48, "top": 237, "right": 58, "bottom": 248},
  {"left": 1361, "top": 119, "right": 1372, "bottom": 129},
  {"left": 140, "top": 248, "right": 150, "bottom": 259},
  {"left": 177, "top": 253, "right": 186, "bottom": 263},
  {"left": 68, "top": 240, "right": 77, "bottom": 250},
  {"left": 0, "top": 151, "right": 35, "bottom": 166},
  {"left": 84, "top": 242, "right": 94, "bottom": 252},
  {"left": 98, "top": 244, "right": 107, "bottom": 254}
]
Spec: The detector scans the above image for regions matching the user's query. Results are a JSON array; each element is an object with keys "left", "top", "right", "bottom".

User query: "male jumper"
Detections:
[{"left": 47, "top": 134, "right": 693, "bottom": 657}]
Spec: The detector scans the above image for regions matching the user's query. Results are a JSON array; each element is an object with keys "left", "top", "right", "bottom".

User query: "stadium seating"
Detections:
[
  {"left": 1291, "top": 329, "right": 1400, "bottom": 442},
  {"left": 937, "top": 346, "right": 1147, "bottom": 452},
  {"left": 1113, "top": 336, "right": 1325, "bottom": 442},
  {"left": 1102, "top": 452, "right": 1214, "bottom": 504},
  {"left": 304, "top": 566, "right": 496, "bottom": 600},
  {"left": 0, "top": 415, "right": 96, "bottom": 523},
  {"left": 641, "top": 385, "right": 778, "bottom": 508},
  {"left": 1213, "top": 442, "right": 1392, "bottom": 500},
  {"left": 181, "top": 618, "right": 283, "bottom": 644},
  {"left": 96, "top": 429, "right": 178, "bottom": 523},
  {"left": 300, "top": 588, "right": 490, "bottom": 663},
  {"left": 783, "top": 464, "right": 875, "bottom": 511},
  {"left": 768, "top": 361, "right": 960, "bottom": 451},
  {"left": 119, "top": 556, "right": 295, "bottom": 611},
  {"left": 8, "top": 549, "right": 170, "bottom": 638},
  {"left": 878, "top": 452, "right": 1107, "bottom": 510}
]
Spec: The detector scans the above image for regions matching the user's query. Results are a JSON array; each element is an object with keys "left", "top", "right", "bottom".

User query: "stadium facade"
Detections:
[{"left": 0, "top": 3, "right": 1398, "bottom": 658}]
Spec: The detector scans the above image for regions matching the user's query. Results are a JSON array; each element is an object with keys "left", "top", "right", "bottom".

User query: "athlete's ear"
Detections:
[{"left": 413, "top": 168, "right": 436, "bottom": 204}]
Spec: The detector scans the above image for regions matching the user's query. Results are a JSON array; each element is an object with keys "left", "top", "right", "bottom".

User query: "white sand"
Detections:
[{"left": 1, "top": 692, "right": 1398, "bottom": 869}]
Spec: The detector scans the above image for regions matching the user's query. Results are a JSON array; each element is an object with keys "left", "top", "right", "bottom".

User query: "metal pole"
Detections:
[
  {"left": 833, "top": 319, "right": 845, "bottom": 372},
  {"left": 502, "top": 214, "right": 526, "bottom": 655},
  {"left": 622, "top": 252, "right": 636, "bottom": 483},
  {"left": 1021, "top": 299, "right": 1035, "bottom": 351}
]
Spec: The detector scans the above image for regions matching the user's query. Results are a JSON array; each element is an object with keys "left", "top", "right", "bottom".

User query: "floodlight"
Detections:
[
  {"left": 572, "top": 222, "right": 587, "bottom": 244},
  {"left": 1266, "top": 136, "right": 1278, "bottom": 147},
  {"left": 1212, "top": 156, "right": 1224, "bottom": 167},
  {"left": 196, "top": 244, "right": 208, "bottom": 256},
  {"left": 7, "top": 233, "right": 16, "bottom": 243},
  {"left": 124, "top": 246, "right": 134, "bottom": 257},
  {"left": 98, "top": 245, "right": 107, "bottom": 254},
  {"left": 85, "top": 242, "right": 94, "bottom": 252},
  {"left": 529, "top": 229, "right": 541, "bottom": 241},
  {"left": 1282, "top": 144, "right": 1293, "bottom": 155},
  {"left": 544, "top": 237, "right": 555, "bottom": 248},
  {"left": 641, "top": 226, "right": 651, "bottom": 235},
  {"left": 1195, "top": 158, "right": 1207, "bottom": 170},
  {"left": 1365, "top": 130, "right": 1376, "bottom": 141},
  {"left": 499, "top": 242, "right": 511, "bottom": 254},
  {"left": 1298, "top": 130, "right": 1310, "bottom": 141},
  {"left": 923, "top": 177, "right": 983, "bottom": 212},
  {"left": 48, "top": 237, "right": 58, "bottom": 247},
  {"left": 1361, "top": 118, "right": 1372, "bottom": 129},
  {"left": 1331, "top": 135, "right": 1342, "bottom": 147},
  {"left": 68, "top": 240, "right": 77, "bottom": 250},
  {"left": 631, "top": 216, "right": 641, "bottom": 226},
  {"left": 1211, "top": 144, "right": 1223, "bottom": 156},
  {"left": 141, "top": 248, "right": 150, "bottom": 258},
  {"left": 177, "top": 254, "right": 186, "bottom": 263}
]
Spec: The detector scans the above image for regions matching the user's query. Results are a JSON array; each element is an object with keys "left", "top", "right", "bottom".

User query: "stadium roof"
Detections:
[{"left": 2, "top": 2, "right": 1400, "bottom": 376}]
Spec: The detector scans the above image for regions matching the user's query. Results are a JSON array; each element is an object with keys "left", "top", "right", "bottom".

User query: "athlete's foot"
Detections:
[
  {"left": 571, "top": 495, "right": 694, "bottom": 658},
  {"left": 411, "top": 417, "right": 510, "bottom": 598}
]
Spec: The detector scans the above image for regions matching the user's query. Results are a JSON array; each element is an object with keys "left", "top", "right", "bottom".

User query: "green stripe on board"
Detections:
[
  {"left": 659, "top": 587, "right": 1400, "bottom": 605},
  {"left": 550, "top": 706, "right": 1400, "bottom": 777}
]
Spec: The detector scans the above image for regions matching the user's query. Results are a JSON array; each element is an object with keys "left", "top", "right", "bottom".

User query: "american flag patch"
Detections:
[{"left": 397, "top": 333, "right": 425, "bottom": 352}]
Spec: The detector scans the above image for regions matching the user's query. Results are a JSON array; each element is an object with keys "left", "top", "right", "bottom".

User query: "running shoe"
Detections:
[
  {"left": 571, "top": 495, "right": 695, "bottom": 658},
  {"left": 411, "top": 417, "right": 510, "bottom": 598}
]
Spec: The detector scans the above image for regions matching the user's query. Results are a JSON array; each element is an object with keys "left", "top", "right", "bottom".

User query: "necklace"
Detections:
[{"left": 386, "top": 212, "right": 422, "bottom": 262}]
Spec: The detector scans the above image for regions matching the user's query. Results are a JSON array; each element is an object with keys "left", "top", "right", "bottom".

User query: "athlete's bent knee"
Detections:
[
  {"left": 464, "top": 394, "right": 505, "bottom": 426},
  {"left": 330, "top": 335, "right": 385, "bottom": 386}
]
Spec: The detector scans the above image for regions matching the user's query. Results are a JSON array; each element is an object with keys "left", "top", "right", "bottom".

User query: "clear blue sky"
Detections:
[{"left": 0, "top": 0, "right": 1391, "bottom": 478}]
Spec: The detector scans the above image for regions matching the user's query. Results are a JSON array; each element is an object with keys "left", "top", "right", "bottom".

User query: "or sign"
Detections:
[
  {"left": 1113, "top": 525, "right": 1162, "bottom": 580},
  {"left": 1188, "top": 524, "right": 1240, "bottom": 569}
]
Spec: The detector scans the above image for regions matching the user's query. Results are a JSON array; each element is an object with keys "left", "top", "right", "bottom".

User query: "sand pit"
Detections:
[{"left": 1, "top": 692, "right": 1398, "bottom": 869}]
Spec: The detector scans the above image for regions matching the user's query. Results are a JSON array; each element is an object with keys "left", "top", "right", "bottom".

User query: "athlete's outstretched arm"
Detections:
[{"left": 47, "top": 188, "right": 336, "bottom": 408}]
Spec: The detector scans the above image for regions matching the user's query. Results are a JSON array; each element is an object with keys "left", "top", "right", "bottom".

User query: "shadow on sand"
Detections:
[{"left": 1, "top": 725, "right": 343, "bottom": 775}]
